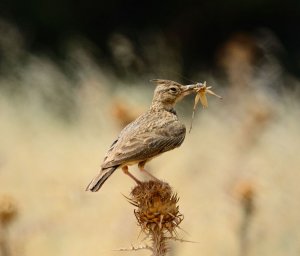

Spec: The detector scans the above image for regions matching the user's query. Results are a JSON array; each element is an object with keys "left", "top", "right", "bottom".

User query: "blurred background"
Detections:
[{"left": 0, "top": 0, "right": 300, "bottom": 255}]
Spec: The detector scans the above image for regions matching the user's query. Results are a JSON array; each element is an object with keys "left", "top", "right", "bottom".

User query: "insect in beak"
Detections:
[
  {"left": 189, "top": 81, "right": 222, "bottom": 132},
  {"left": 180, "top": 83, "right": 203, "bottom": 97}
]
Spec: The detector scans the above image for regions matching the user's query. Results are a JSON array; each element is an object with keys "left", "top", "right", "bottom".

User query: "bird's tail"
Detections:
[{"left": 86, "top": 166, "right": 118, "bottom": 192}]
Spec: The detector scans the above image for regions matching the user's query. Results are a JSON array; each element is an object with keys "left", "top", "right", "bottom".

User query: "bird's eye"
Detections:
[{"left": 169, "top": 87, "right": 178, "bottom": 93}]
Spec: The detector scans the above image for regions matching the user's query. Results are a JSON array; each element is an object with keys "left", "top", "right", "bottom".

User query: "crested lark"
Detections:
[{"left": 86, "top": 79, "right": 198, "bottom": 191}]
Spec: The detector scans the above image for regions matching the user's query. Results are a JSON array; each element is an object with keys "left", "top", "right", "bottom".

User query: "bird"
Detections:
[{"left": 86, "top": 79, "right": 198, "bottom": 192}]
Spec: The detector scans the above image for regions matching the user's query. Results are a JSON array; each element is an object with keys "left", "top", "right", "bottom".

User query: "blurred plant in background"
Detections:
[{"left": 0, "top": 195, "right": 18, "bottom": 256}]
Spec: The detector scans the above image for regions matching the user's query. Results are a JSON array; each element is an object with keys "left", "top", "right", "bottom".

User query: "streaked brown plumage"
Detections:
[{"left": 86, "top": 79, "right": 197, "bottom": 191}]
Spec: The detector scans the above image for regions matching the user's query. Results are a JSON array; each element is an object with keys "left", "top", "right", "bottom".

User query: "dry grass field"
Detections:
[{"left": 1, "top": 30, "right": 300, "bottom": 256}]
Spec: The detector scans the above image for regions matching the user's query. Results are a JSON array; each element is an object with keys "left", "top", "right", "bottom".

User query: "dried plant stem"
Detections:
[
  {"left": 113, "top": 244, "right": 152, "bottom": 252},
  {"left": 233, "top": 181, "right": 255, "bottom": 256},
  {"left": 150, "top": 225, "right": 167, "bottom": 256},
  {"left": 0, "top": 195, "right": 18, "bottom": 256},
  {"left": 239, "top": 194, "right": 254, "bottom": 256},
  {"left": 0, "top": 226, "right": 10, "bottom": 256}
]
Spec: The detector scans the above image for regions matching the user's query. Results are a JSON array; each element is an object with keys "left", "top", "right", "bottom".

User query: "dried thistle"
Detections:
[
  {"left": 127, "top": 180, "right": 183, "bottom": 256},
  {"left": 0, "top": 195, "right": 18, "bottom": 256},
  {"left": 232, "top": 180, "right": 256, "bottom": 256},
  {"left": 0, "top": 195, "right": 18, "bottom": 227},
  {"left": 189, "top": 81, "right": 222, "bottom": 132}
]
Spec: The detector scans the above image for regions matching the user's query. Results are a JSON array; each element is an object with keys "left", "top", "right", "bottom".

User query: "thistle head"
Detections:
[{"left": 129, "top": 180, "right": 183, "bottom": 237}]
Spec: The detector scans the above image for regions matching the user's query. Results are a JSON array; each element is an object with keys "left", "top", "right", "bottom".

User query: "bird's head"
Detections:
[{"left": 150, "top": 79, "right": 197, "bottom": 111}]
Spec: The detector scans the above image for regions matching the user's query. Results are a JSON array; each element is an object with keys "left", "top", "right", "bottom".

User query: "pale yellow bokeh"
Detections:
[{"left": 1, "top": 34, "right": 300, "bottom": 256}]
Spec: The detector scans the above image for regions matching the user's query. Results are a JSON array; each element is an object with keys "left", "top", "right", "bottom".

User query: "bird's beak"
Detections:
[{"left": 180, "top": 83, "right": 203, "bottom": 97}]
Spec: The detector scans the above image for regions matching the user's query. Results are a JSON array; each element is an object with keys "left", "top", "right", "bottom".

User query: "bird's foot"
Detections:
[
  {"left": 122, "top": 166, "right": 141, "bottom": 184},
  {"left": 139, "top": 167, "right": 160, "bottom": 181}
]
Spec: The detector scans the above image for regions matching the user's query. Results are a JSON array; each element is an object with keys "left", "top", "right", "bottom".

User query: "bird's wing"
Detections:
[{"left": 101, "top": 121, "right": 186, "bottom": 169}]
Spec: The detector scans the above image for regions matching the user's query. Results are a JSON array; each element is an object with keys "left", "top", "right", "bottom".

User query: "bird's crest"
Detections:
[{"left": 150, "top": 79, "right": 182, "bottom": 87}]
